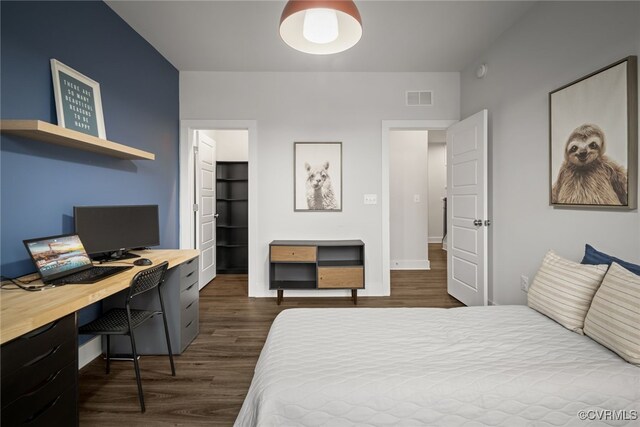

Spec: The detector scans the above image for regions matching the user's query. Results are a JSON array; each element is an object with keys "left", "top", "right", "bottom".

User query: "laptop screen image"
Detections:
[{"left": 24, "top": 234, "right": 92, "bottom": 282}]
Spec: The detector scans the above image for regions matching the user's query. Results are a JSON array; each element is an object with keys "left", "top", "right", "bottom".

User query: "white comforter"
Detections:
[{"left": 235, "top": 306, "right": 640, "bottom": 426}]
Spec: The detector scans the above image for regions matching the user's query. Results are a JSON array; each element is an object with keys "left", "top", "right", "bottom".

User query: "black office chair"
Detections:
[{"left": 79, "top": 261, "right": 175, "bottom": 412}]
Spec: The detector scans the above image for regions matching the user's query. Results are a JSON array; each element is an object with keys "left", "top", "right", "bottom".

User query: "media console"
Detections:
[{"left": 269, "top": 240, "right": 365, "bottom": 305}]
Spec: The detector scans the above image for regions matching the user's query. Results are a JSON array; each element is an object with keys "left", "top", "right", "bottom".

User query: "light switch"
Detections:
[
  {"left": 364, "top": 194, "right": 377, "bottom": 205},
  {"left": 414, "top": 194, "right": 420, "bottom": 203}
]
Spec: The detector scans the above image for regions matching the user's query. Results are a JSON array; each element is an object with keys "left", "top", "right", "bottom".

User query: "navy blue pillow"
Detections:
[{"left": 581, "top": 244, "right": 640, "bottom": 276}]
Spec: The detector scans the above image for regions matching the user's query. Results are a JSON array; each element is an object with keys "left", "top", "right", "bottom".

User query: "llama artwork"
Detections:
[
  {"left": 294, "top": 142, "right": 342, "bottom": 211},
  {"left": 305, "top": 161, "right": 338, "bottom": 210}
]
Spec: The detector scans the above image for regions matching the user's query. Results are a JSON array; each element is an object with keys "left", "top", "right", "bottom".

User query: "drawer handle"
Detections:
[
  {"left": 187, "top": 258, "right": 195, "bottom": 265},
  {"left": 186, "top": 284, "right": 195, "bottom": 291},
  {"left": 23, "top": 320, "right": 58, "bottom": 339},
  {"left": 186, "top": 301, "right": 195, "bottom": 310},
  {"left": 185, "top": 320, "right": 193, "bottom": 329},
  {"left": 186, "top": 272, "right": 194, "bottom": 278},
  {"left": 24, "top": 395, "right": 61, "bottom": 424},
  {"left": 24, "top": 345, "right": 61, "bottom": 367},
  {"left": 23, "top": 368, "right": 63, "bottom": 397}
]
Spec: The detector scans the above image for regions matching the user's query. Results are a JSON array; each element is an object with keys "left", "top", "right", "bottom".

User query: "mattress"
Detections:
[{"left": 235, "top": 306, "right": 640, "bottom": 426}]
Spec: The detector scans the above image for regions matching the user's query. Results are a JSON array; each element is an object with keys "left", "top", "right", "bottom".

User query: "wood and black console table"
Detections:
[{"left": 269, "top": 240, "right": 365, "bottom": 305}]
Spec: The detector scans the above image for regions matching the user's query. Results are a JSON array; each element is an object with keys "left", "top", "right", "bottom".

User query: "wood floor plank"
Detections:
[{"left": 78, "top": 244, "right": 461, "bottom": 426}]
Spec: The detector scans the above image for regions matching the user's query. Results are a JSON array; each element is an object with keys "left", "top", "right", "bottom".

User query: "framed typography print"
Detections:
[{"left": 51, "top": 59, "right": 106, "bottom": 139}]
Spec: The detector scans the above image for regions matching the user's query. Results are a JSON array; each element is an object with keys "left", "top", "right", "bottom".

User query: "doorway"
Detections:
[
  {"left": 179, "top": 120, "right": 257, "bottom": 291},
  {"left": 382, "top": 112, "right": 490, "bottom": 306},
  {"left": 381, "top": 120, "right": 456, "bottom": 296}
]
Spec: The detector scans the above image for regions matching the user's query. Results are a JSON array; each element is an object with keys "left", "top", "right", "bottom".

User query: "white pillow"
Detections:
[
  {"left": 584, "top": 262, "right": 640, "bottom": 365},
  {"left": 527, "top": 250, "right": 607, "bottom": 334}
]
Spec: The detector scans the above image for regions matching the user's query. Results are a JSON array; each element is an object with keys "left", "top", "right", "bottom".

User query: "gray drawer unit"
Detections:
[
  {"left": 1, "top": 313, "right": 78, "bottom": 427},
  {"left": 101, "top": 256, "right": 200, "bottom": 355}
]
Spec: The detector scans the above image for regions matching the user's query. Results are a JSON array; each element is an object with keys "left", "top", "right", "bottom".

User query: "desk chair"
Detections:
[{"left": 79, "top": 261, "right": 175, "bottom": 412}]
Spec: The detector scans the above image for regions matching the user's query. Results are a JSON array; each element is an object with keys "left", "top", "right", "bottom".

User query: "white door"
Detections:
[
  {"left": 195, "top": 131, "right": 217, "bottom": 289},
  {"left": 446, "top": 110, "right": 488, "bottom": 306}
]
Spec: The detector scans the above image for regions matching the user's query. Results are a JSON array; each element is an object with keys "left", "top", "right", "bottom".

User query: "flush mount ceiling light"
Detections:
[{"left": 279, "top": 0, "right": 362, "bottom": 55}]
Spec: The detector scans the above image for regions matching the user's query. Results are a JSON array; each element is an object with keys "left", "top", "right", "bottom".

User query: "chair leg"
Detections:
[
  {"left": 158, "top": 288, "right": 176, "bottom": 376},
  {"left": 105, "top": 335, "right": 110, "bottom": 374},
  {"left": 127, "top": 310, "right": 145, "bottom": 413}
]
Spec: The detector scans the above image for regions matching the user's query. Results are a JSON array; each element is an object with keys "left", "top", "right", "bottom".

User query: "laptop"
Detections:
[{"left": 23, "top": 234, "right": 132, "bottom": 285}]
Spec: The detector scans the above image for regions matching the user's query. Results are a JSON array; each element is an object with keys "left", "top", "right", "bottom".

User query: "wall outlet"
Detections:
[
  {"left": 364, "top": 194, "right": 377, "bottom": 205},
  {"left": 520, "top": 275, "right": 529, "bottom": 292}
]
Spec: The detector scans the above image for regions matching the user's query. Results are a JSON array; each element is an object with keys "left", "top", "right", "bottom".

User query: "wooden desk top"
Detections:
[{"left": 0, "top": 249, "right": 198, "bottom": 345}]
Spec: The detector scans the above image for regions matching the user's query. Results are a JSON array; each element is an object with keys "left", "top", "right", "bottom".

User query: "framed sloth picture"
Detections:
[
  {"left": 294, "top": 142, "right": 342, "bottom": 212},
  {"left": 549, "top": 56, "right": 637, "bottom": 209}
]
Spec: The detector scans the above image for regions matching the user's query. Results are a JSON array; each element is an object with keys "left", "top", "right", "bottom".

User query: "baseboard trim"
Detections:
[
  {"left": 390, "top": 259, "right": 430, "bottom": 270},
  {"left": 428, "top": 236, "right": 443, "bottom": 243},
  {"left": 78, "top": 336, "right": 102, "bottom": 369}
]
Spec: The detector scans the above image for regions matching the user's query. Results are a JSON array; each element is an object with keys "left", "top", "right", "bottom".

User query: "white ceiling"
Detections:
[{"left": 106, "top": 1, "right": 535, "bottom": 72}]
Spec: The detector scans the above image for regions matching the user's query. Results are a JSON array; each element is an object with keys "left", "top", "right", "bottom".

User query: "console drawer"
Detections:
[
  {"left": 181, "top": 308, "right": 199, "bottom": 351},
  {"left": 271, "top": 246, "right": 317, "bottom": 262},
  {"left": 2, "top": 337, "right": 76, "bottom": 408},
  {"left": 181, "top": 284, "right": 199, "bottom": 312},
  {"left": 180, "top": 256, "right": 199, "bottom": 285},
  {"left": 318, "top": 267, "right": 364, "bottom": 288},
  {"left": 181, "top": 279, "right": 199, "bottom": 303},
  {"left": 1, "top": 313, "right": 76, "bottom": 378},
  {"left": 1, "top": 369, "right": 77, "bottom": 427}
]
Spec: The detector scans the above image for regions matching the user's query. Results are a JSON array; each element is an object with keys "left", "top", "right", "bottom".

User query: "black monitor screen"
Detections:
[{"left": 74, "top": 205, "right": 160, "bottom": 255}]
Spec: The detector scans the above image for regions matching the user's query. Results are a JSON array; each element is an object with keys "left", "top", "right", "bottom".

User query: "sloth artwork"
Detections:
[{"left": 552, "top": 124, "right": 628, "bottom": 205}]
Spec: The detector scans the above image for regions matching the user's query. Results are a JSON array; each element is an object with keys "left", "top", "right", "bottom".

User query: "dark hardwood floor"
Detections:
[{"left": 78, "top": 244, "right": 461, "bottom": 426}]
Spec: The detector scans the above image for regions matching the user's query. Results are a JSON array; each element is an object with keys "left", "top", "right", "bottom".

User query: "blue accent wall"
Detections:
[
  {"left": 1, "top": 1, "right": 179, "bottom": 274},
  {"left": 1, "top": 1, "right": 179, "bottom": 336}
]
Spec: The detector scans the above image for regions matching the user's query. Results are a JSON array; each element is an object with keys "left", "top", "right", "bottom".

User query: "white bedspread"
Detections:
[{"left": 235, "top": 306, "right": 640, "bottom": 426}]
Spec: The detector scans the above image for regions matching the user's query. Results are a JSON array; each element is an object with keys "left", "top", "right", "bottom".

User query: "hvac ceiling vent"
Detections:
[{"left": 406, "top": 91, "right": 433, "bottom": 106}]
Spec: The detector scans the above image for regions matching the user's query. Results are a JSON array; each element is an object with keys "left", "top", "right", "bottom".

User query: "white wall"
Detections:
[
  {"left": 205, "top": 129, "right": 248, "bottom": 161},
  {"left": 390, "top": 130, "right": 429, "bottom": 269},
  {"left": 461, "top": 1, "right": 640, "bottom": 304},
  {"left": 428, "top": 143, "right": 446, "bottom": 242},
  {"left": 181, "top": 72, "right": 460, "bottom": 296}
]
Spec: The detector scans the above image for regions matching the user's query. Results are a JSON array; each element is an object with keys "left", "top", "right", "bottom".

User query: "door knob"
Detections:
[
  {"left": 473, "top": 219, "right": 482, "bottom": 226},
  {"left": 214, "top": 213, "right": 219, "bottom": 218}
]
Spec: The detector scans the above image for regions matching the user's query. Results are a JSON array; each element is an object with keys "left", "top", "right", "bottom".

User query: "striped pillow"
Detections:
[
  {"left": 527, "top": 250, "right": 607, "bottom": 334},
  {"left": 584, "top": 262, "right": 640, "bottom": 365}
]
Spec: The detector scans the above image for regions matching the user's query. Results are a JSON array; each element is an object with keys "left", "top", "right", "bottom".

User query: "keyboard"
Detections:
[{"left": 51, "top": 266, "right": 133, "bottom": 285}]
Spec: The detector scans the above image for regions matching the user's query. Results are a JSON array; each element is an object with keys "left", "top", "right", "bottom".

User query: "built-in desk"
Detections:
[{"left": 0, "top": 249, "right": 198, "bottom": 426}]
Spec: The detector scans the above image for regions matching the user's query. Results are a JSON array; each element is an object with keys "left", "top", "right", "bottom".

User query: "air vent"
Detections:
[{"left": 406, "top": 90, "right": 433, "bottom": 106}]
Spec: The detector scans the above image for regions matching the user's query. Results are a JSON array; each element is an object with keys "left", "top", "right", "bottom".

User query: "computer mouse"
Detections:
[{"left": 133, "top": 258, "right": 153, "bottom": 266}]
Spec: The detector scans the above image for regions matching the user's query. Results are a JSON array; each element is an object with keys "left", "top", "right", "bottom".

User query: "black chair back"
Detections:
[{"left": 127, "top": 261, "right": 169, "bottom": 300}]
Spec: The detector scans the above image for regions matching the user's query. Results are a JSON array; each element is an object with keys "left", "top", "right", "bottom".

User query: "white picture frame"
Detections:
[
  {"left": 294, "top": 142, "right": 342, "bottom": 212},
  {"left": 50, "top": 59, "right": 106, "bottom": 139}
]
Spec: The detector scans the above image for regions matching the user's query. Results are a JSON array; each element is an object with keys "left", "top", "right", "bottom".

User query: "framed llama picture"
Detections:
[
  {"left": 294, "top": 142, "right": 342, "bottom": 212},
  {"left": 549, "top": 56, "right": 637, "bottom": 209}
]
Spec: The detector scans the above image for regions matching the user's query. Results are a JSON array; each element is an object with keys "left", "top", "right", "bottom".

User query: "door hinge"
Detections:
[
  {"left": 194, "top": 146, "right": 199, "bottom": 155},
  {"left": 193, "top": 203, "right": 199, "bottom": 212}
]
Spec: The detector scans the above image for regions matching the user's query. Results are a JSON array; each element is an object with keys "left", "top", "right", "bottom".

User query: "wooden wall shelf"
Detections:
[{"left": 0, "top": 120, "right": 155, "bottom": 160}]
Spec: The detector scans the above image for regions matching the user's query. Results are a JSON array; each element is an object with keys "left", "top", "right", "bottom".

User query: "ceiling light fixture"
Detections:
[{"left": 280, "top": 1, "right": 362, "bottom": 55}]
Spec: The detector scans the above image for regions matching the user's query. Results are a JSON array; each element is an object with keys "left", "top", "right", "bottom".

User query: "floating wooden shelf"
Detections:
[{"left": 0, "top": 120, "right": 155, "bottom": 160}]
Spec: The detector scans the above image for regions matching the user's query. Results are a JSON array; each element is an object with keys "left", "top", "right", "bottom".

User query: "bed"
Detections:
[{"left": 235, "top": 306, "right": 640, "bottom": 426}]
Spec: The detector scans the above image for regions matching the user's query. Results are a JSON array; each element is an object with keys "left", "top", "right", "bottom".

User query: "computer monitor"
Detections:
[{"left": 74, "top": 205, "right": 160, "bottom": 261}]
